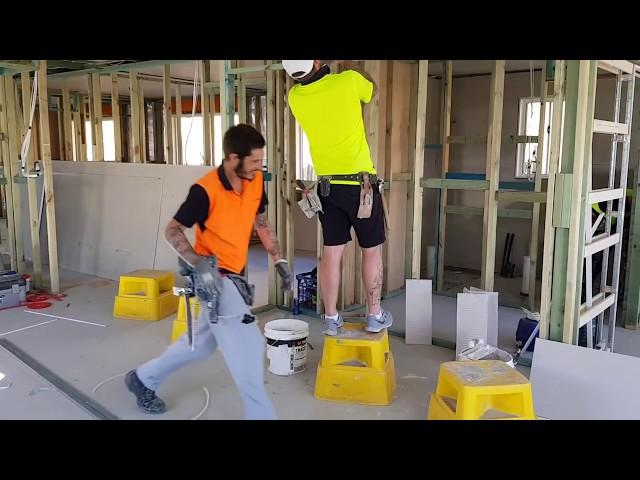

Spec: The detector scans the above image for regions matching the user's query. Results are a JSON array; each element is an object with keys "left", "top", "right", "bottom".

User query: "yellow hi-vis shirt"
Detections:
[{"left": 288, "top": 70, "right": 375, "bottom": 185}]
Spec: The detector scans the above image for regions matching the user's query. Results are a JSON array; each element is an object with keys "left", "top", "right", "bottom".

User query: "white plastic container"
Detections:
[{"left": 264, "top": 319, "right": 310, "bottom": 376}]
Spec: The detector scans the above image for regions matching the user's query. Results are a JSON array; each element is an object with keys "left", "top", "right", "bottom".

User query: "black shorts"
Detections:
[{"left": 318, "top": 184, "right": 386, "bottom": 248}]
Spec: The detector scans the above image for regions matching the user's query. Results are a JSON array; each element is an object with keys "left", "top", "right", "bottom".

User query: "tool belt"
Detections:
[
  {"left": 227, "top": 274, "right": 255, "bottom": 307},
  {"left": 179, "top": 259, "right": 254, "bottom": 324},
  {"left": 317, "top": 172, "right": 383, "bottom": 223},
  {"left": 317, "top": 172, "right": 380, "bottom": 198}
]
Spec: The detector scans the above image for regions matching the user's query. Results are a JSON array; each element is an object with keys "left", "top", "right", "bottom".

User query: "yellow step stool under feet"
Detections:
[
  {"left": 113, "top": 270, "right": 178, "bottom": 321},
  {"left": 171, "top": 296, "right": 201, "bottom": 342},
  {"left": 427, "top": 360, "right": 536, "bottom": 420},
  {"left": 314, "top": 322, "right": 396, "bottom": 406}
]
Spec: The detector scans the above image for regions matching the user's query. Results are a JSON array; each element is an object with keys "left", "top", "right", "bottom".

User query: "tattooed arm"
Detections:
[
  {"left": 165, "top": 218, "right": 201, "bottom": 267},
  {"left": 254, "top": 212, "right": 282, "bottom": 262}
]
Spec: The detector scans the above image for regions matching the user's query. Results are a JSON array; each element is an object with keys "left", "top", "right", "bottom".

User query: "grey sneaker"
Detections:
[
  {"left": 125, "top": 370, "right": 166, "bottom": 414},
  {"left": 365, "top": 310, "right": 394, "bottom": 333},
  {"left": 322, "top": 314, "right": 344, "bottom": 336}
]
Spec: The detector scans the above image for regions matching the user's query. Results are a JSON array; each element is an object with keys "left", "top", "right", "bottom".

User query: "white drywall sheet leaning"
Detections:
[{"left": 405, "top": 279, "right": 432, "bottom": 344}]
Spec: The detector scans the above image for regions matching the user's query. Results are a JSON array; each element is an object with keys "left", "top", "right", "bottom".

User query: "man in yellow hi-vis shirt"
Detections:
[{"left": 283, "top": 59, "right": 393, "bottom": 336}]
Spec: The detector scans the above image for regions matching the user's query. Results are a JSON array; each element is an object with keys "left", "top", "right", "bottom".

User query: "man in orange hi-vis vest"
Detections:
[{"left": 125, "top": 124, "right": 291, "bottom": 420}]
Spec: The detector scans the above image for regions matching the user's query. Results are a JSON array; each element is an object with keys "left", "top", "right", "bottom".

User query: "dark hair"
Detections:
[{"left": 222, "top": 124, "right": 265, "bottom": 160}]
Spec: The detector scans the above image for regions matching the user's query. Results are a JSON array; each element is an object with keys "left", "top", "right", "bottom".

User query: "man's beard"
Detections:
[{"left": 236, "top": 163, "right": 255, "bottom": 179}]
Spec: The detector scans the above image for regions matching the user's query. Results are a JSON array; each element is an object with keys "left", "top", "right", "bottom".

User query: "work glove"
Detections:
[
  {"left": 275, "top": 259, "right": 293, "bottom": 292},
  {"left": 192, "top": 256, "right": 224, "bottom": 301}
]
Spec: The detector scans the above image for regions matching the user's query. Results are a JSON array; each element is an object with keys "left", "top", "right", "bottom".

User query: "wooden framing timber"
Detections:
[
  {"left": 445, "top": 205, "right": 532, "bottom": 219},
  {"left": 385, "top": 60, "right": 411, "bottom": 292},
  {"left": 219, "top": 60, "right": 235, "bottom": 135},
  {"left": 20, "top": 72, "right": 42, "bottom": 288},
  {"left": 266, "top": 61, "right": 278, "bottom": 305},
  {"left": 37, "top": 61, "right": 60, "bottom": 293},
  {"left": 284, "top": 75, "right": 296, "bottom": 309},
  {"left": 61, "top": 84, "right": 73, "bottom": 160},
  {"left": 624, "top": 65, "right": 640, "bottom": 329},
  {"left": 437, "top": 61, "right": 452, "bottom": 290},
  {"left": 562, "top": 60, "right": 598, "bottom": 344},
  {"left": 138, "top": 76, "right": 147, "bottom": 162},
  {"left": 111, "top": 73, "right": 122, "bottom": 162},
  {"left": 410, "top": 60, "right": 429, "bottom": 280},
  {"left": 275, "top": 69, "right": 285, "bottom": 307},
  {"left": 87, "top": 75, "right": 96, "bottom": 160},
  {"left": 0, "top": 78, "right": 18, "bottom": 270},
  {"left": 72, "top": 95, "right": 84, "bottom": 161},
  {"left": 129, "top": 71, "right": 142, "bottom": 163},
  {"left": 527, "top": 68, "right": 552, "bottom": 310},
  {"left": 496, "top": 191, "right": 547, "bottom": 203},
  {"left": 91, "top": 74, "right": 104, "bottom": 161},
  {"left": 480, "top": 60, "right": 506, "bottom": 291},
  {"left": 446, "top": 134, "right": 538, "bottom": 144},
  {"left": 199, "top": 61, "right": 212, "bottom": 166},
  {"left": 404, "top": 62, "right": 419, "bottom": 279},
  {"left": 424, "top": 178, "right": 489, "bottom": 190},
  {"left": 174, "top": 84, "right": 183, "bottom": 165},
  {"left": 238, "top": 60, "right": 247, "bottom": 124},
  {"left": 80, "top": 96, "right": 89, "bottom": 160},
  {"left": 162, "top": 65, "right": 174, "bottom": 164},
  {"left": 381, "top": 61, "right": 392, "bottom": 294},
  {"left": 4, "top": 75, "right": 24, "bottom": 273},
  {"left": 547, "top": 61, "right": 581, "bottom": 341}
]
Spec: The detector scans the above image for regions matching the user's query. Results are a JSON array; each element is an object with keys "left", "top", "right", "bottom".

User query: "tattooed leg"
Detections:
[{"left": 362, "top": 245, "right": 383, "bottom": 316}]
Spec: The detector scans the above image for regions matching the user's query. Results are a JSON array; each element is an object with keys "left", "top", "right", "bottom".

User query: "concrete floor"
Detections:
[
  {"left": 0, "top": 269, "right": 454, "bottom": 420},
  {"left": 2, "top": 247, "right": 640, "bottom": 419},
  {"left": 439, "top": 269, "right": 542, "bottom": 310}
]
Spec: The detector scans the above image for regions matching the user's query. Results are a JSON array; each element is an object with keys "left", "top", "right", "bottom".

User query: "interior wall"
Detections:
[
  {"left": 420, "top": 69, "right": 620, "bottom": 277},
  {"left": 293, "top": 196, "right": 317, "bottom": 252},
  {"left": 21, "top": 162, "right": 210, "bottom": 280},
  {"left": 420, "top": 77, "right": 443, "bottom": 277},
  {"left": 19, "top": 161, "right": 318, "bottom": 281}
]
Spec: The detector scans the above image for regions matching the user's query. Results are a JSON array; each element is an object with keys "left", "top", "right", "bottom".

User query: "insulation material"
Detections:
[
  {"left": 405, "top": 279, "right": 432, "bottom": 345},
  {"left": 530, "top": 338, "right": 640, "bottom": 420},
  {"left": 455, "top": 290, "right": 498, "bottom": 355}
]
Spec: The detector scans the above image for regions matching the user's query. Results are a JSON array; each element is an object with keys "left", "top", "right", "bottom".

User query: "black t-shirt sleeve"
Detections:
[
  {"left": 258, "top": 189, "right": 268, "bottom": 215},
  {"left": 174, "top": 184, "right": 209, "bottom": 230}
]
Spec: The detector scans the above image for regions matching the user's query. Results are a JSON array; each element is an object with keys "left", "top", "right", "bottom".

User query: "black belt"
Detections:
[{"left": 319, "top": 173, "right": 379, "bottom": 184}]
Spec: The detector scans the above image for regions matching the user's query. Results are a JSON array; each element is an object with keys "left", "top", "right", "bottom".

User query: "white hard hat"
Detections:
[{"left": 282, "top": 60, "right": 315, "bottom": 79}]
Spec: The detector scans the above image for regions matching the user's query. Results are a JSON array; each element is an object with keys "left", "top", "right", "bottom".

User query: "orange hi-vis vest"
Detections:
[{"left": 194, "top": 167, "right": 264, "bottom": 274}]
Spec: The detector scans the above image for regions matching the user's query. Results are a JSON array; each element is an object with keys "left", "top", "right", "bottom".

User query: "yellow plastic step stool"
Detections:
[
  {"left": 113, "top": 270, "right": 178, "bottom": 321},
  {"left": 427, "top": 360, "right": 536, "bottom": 420},
  {"left": 314, "top": 322, "right": 395, "bottom": 406},
  {"left": 171, "top": 296, "right": 201, "bottom": 342}
]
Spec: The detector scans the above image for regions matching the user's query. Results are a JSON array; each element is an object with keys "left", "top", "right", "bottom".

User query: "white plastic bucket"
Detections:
[{"left": 264, "top": 319, "right": 309, "bottom": 376}]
